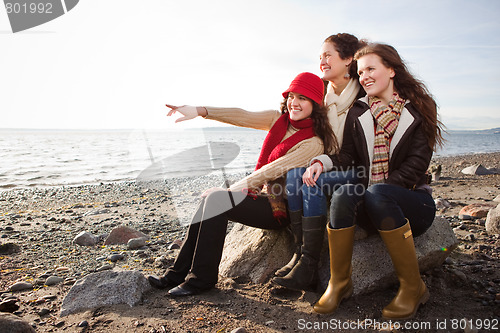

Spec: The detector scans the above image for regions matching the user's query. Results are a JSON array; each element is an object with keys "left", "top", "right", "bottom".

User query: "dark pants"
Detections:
[
  {"left": 165, "top": 189, "right": 287, "bottom": 290},
  {"left": 330, "top": 183, "right": 435, "bottom": 237}
]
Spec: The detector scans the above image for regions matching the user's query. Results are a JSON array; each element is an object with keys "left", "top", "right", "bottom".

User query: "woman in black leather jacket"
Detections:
[{"left": 309, "top": 43, "right": 444, "bottom": 319}]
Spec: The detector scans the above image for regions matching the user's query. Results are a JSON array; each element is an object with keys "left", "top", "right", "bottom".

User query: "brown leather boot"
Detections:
[
  {"left": 313, "top": 225, "right": 355, "bottom": 314},
  {"left": 379, "top": 221, "right": 429, "bottom": 320},
  {"left": 274, "top": 210, "right": 302, "bottom": 277}
]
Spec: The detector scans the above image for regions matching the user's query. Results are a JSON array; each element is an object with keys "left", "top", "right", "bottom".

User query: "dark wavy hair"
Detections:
[
  {"left": 324, "top": 33, "right": 368, "bottom": 80},
  {"left": 280, "top": 97, "right": 338, "bottom": 154},
  {"left": 354, "top": 43, "right": 445, "bottom": 150}
]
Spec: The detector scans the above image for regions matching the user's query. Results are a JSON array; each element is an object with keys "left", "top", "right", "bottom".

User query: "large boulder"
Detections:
[
  {"left": 486, "top": 204, "right": 500, "bottom": 235},
  {"left": 60, "top": 270, "right": 150, "bottom": 316},
  {"left": 0, "top": 312, "right": 35, "bottom": 333},
  {"left": 220, "top": 217, "right": 458, "bottom": 295}
]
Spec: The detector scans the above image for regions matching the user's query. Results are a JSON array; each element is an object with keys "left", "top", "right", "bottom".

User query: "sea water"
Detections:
[{"left": 1, "top": 128, "right": 499, "bottom": 190}]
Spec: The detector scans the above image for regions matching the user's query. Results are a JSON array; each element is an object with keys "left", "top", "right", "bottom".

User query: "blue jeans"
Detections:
[
  {"left": 286, "top": 167, "right": 362, "bottom": 217},
  {"left": 330, "top": 183, "right": 436, "bottom": 236}
]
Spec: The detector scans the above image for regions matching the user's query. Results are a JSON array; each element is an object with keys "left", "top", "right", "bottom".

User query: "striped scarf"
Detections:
[{"left": 369, "top": 93, "right": 406, "bottom": 184}]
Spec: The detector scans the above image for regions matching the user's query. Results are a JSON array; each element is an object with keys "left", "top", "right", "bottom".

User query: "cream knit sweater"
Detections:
[{"left": 205, "top": 107, "right": 324, "bottom": 192}]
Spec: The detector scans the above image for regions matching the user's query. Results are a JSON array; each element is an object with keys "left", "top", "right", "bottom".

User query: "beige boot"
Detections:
[
  {"left": 379, "top": 221, "right": 429, "bottom": 320},
  {"left": 313, "top": 225, "right": 355, "bottom": 314}
]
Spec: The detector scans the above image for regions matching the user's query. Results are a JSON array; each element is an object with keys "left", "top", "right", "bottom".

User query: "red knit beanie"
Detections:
[{"left": 282, "top": 72, "right": 325, "bottom": 105}]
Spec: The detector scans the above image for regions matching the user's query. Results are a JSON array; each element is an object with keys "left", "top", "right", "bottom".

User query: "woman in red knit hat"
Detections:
[
  {"left": 149, "top": 72, "right": 335, "bottom": 296},
  {"left": 164, "top": 33, "right": 367, "bottom": 292}
]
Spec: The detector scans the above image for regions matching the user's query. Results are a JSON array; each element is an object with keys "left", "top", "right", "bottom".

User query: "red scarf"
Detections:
[
  {"left": 251, "top": 113, "right": 315, "bottom": 224},
  {"left": 255, "top": 113, "right": 315, "bottom": 170}
]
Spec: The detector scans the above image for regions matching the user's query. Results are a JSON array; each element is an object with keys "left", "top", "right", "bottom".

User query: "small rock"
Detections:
[
  {"left": 168, "top": 239, "right": 182, "bottom": 250},
  {"left": 459, "top": 203, "right": 497, "bottom": 219},
  {"left": 45, "top": 276, "right": 64, "bottom": 286},
  {"left": 0, "top": 243, "right": 20, "bottom": 254},
  {"left": 127, "top": 237, "right": 147, "bottom": 250},
  {"left": 73, "top": 231, "right": 98, "bottom": 246},
  {"left": 108, "top": 254, "right": 124, "bottom": 262},
  {"left": 461, "top": 164, "right": 496, "bottom": 175},
  {"left": 0, "top": 312, "right": 35, "bottom": 333},
  {"left": 96, "top": 264, "right": 113, "bottom": 272},
  {"left": 9, "top": 281, "right": 33, "bottom": 292},
  {"left": 78, "top": 320, "right": 89, "bottom": 327},
  {"left": 230, "top": 328, "right": 247, "bottom": 333},
  {"left": 38, "top": 308, "right": 50, "bottom": 316},
  {"left": 104, "top": 226, "right": 149, "bottom": 245},
  {"left": 0, "top": 299, "right": 19, "bottom": 313}
]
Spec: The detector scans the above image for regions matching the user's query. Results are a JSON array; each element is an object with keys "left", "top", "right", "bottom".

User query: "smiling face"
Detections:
[
  {"left": 319, "top": 42, "right": 352, "bottom": 84},
  {"left": 286, "top": 92, "right": 314, "bottom": 121},
  {"left": 357, "top": 53, "right": 395, "bottom": 105}
]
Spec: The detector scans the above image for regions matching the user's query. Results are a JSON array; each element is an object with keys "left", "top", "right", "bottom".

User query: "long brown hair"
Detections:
[
  {"left": 280, "top": 98, "right": 337, "bottom": 154},
  {"left": 354, "top": 43, "right": 445, "bottom": 150}
]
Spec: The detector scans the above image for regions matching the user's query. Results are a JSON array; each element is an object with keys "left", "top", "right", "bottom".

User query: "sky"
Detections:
[{"left": 1, "top": 0, "right": 499, "bottom": 131}]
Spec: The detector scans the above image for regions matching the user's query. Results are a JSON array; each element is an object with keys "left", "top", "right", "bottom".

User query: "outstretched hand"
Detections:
[
  {"left": 302, "top": 162, "right": 323, "bottom": 187},
  {"left": 165, "top": 104, "right": 199, "bottom": 123}
]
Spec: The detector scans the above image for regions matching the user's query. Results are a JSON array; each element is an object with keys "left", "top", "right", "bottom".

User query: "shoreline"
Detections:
[{"left": 1, "top": 151, "right": 499, "bottom": 194}]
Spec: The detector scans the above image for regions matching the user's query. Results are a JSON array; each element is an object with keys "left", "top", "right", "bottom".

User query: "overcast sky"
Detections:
[{"left": 1, "top": 0, "right": 499, "bottom": 130}]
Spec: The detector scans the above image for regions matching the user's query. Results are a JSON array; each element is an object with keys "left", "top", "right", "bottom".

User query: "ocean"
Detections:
[{"left": 1, "top": 128, "right": 499, "bottom": 191}]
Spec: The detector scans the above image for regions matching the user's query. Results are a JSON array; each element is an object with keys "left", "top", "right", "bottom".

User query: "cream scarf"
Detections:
[{"left": 324, "top": 79, "right": 360, "bottom": 151}]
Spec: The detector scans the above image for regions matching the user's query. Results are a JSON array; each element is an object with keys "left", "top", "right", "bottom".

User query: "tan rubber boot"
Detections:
[
  {"left": 313, "top": 225, "right": 355, "bottom": 314},
  {"left": 379, "top": 221, "right": 430, "bottom": 320}
]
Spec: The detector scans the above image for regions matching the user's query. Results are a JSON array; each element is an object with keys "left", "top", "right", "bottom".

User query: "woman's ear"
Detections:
[{"left": 390, "top": 68, "right": 395, "bottom": 78}]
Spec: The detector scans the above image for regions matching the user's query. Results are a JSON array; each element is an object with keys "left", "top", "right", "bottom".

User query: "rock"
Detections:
[
  {"left": 44, "top": 276, "right": 64, "bottom": 286},
  {"left": 461, "top": 164, "right": 497, "bottom": 175},
  {"left": 428, "top": 164, "right": 442, "bottom": 181},
  {"left": 219, "top": 225, "right": 291, "bottom": 283},
  {"left": 435, "top": 198, "right": 451, "bottom": 211},
  {"left": 168, "top": 239, "right": 182, "bottom": 250},
  {"left": 230, "top": 328, "right": 247, "bottom": 333},
  {"left": 108, "top": 254, "right": 124, "bottom": 262},
  {"left": 0, "top": 299, "right": 19, "bottom": 313},
  {"left": 127, "top": 237, "right": 147, "bottom": 250},
  {"left": 8, "top": 281, "right": 33, "bottom": 292},
  {"left": 73, "top": 231, "right": 98, "bottom": 246},
  {"left": 0, "top": 312, "right": 35, "bottom": 333},
  {"left": 220, "top": 217, "right": 458, "bottom": 295},
  {"left": 485, "top": 204, "right": 500, "bottom": 235},
  {"left": 60, "top": 270, "right": 151, "bottom": 316},
  {"left": 104, "top": 226, "right": 149, "bottom": 245},
  {"left": 493, "top": 195, "right": 500, "bottom": 203},
  {"left": 0, "top": 243, "right": 21, "bottom": 254},
  {"left": 459, "top": 203, "right": 497, "bottom": 219}
]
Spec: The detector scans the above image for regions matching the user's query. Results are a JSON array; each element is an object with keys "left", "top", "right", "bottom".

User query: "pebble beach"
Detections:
[{"left": 0, "top": 153, "right": 499, "bottom": 332}]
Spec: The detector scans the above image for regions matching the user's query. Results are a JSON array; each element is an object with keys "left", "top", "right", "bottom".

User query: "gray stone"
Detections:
[
  {"left": 73, "top": 231, "right": 97, "bottom": 246},
  {"left": 60, "top": 270, "right": 151, "bottom": 316},
  {"left": 127, "top": 237, "right": 147, "bottom": 250},
  {"left": 0, "top": 312, "right": 35, "bottom": 333},
  {"left": 8, "top": 281, "right": 33, "bottom": 292},
  {"left": 485, "top": 203, "right": 500, "bottom": 235},
  {"left": 461, "top": 164, "right": 497, "bottom": 175},
  {"left": 45, "top": 276, "right": 64, "bottom": 286},
  {"left": 220, "top": 217, "right": 458, "bottom": 295}
]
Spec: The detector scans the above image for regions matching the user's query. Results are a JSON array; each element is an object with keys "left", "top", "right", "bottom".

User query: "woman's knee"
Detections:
[{"left": 364, "top": 184, "right": 393, "bottom": 211}]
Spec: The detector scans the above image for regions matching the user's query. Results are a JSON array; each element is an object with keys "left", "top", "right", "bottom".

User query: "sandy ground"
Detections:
[{"left": 0, "top": 152, "right": 499, "bottom": 333}]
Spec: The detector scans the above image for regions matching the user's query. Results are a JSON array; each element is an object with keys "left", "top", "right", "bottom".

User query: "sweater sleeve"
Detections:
[
  {"left": 229, "top": 137, "right": 324, "bottom": 192},
  {"left": 204, "top": 107, "right": 281, "bottom": 131}
]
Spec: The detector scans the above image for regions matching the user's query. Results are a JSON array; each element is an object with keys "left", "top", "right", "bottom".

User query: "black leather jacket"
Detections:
[{"left": 328, "top": 97, "right": 433, "bottom": 189}]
